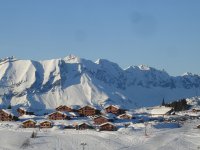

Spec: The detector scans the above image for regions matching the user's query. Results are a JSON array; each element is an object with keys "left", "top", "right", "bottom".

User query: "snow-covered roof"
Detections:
[
  {"left": 18, "top": 107, "right": 27, "bottom": 111},
  {"left": 37, "top": 120, "right": 52, "bottom": 124},
  {"left": 93, "top": 115, "right": 109, "bottom": 120},
  {"left": 69, "top": 112, "right": 79, "bottom": 117},
  {"left": 56, "top": 105, "right": 71, "bottom": 109},
  {"left": 77, "top": 122, "right": 92, "bottom": 126},
  {"left": 150, "top": 106, "right": 173, "bottom": 115},
  {"left": 79, "top": 105, "right": 98, "bottom": 110},
  {"left": 48, "top": 111, "right": 70, "bottom": 116},
  {"left": 99, "top": 122, "right": 115, "bottom": 127},
  {"left": 118, "top": 113, "right": 133, "bottom": 118},
  {"left": 104, "top": 105, "right": 120, "bottom": 109},
  {"left": 1, "top": 109, "right": 14, "bottom": 116},
  {"left": 56, "top": 105, "right": 63, "bottom": 109},
  {"left": 22, "top": 119, "right": 36, "bottom": 124}
]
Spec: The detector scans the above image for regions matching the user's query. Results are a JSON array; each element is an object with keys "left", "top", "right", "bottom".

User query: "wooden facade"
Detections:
[
  {"left": 78, "top": 106, "right": 96, "bottom": 116},
  {"left": 76, "top": 123, "right": 93, "bottom": 130},
  {"left": 56, "top": 105, "right": 72, "bottom": 112},
  {"left": 100, "top": 122, "right": 116, "bottom": 131},
  {"left": 48, "top": 112, "right": 70, "bottom": 120},
  {"left": 22, "top": 120, "right": 36, "bottom": 128},
  {"left": 39, "top": 121, "right": 52, "bottom": 128},
  {"left": 93, "top": 116, "right": 109, "bottom": 125},
  {"left": 104, "top": 105, "right": 124, "bottom": 115},
  {"left": 0, "top": 109, "right": 14, "bottom": 121}
]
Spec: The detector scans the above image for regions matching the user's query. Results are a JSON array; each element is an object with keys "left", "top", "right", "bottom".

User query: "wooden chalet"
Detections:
[
  {"left": 0, "top": 109, "right": 15, "bottom": 121},
  {"left": 48, "top": 111, "right": 70, "bottom": 120},
  {"left": 78, "top": 105, "right": 97, "bottom": 116},
  {"left": 17, "top": 107, "right": 35, "bottom": 116},
  {"left": 17, "top": 107, "right": 26, "bottom": 116},
  {"left": 56, "top": 105, "right": 72, "bottom": 112},
  {"left": 104, "top": 105, "right": 125, "bottom": 115},
  {"left": 39, "top": 120, "right": 52, "bottom": 128},
  {"left": 93, "top": 116, "right": 109, "bottom": 125},
  {"left": 75, "top": 123, "right": 93, "bottom": 130},
  {"left": 99, "top": 122, "right": 117, "bottom": 131},
  {"left": 22, "top": 119, "right": 36, "bottom": 128},
  {"left": 118, "top": 113, "right": 134, "bottom": 120}
]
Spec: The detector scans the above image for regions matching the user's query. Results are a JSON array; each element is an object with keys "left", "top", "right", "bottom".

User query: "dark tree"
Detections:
[
  {"left": 13, "top": 116, "right": 19, "bottom": 121},
  {"left": 165, "top": 99, "right": 189, "bottom": 111},
  {"left": 7, "top": 104, "right": 11, "bottom": 109},
  {"left": 161, "top": 98, "right": 165, "bottom": 106}
]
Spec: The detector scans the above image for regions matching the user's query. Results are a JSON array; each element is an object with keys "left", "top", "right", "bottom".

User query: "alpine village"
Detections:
[{"left": 0, "top": 98, "right": 199, "bottom": 132}]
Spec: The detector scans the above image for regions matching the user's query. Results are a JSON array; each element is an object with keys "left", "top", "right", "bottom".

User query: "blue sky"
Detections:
[{"left": 0, "top": 0, "right": 200, "bottom": 76}]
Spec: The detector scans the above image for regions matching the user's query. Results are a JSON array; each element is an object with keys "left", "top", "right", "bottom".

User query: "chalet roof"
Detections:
[
  {"left": 104, "top": 105, "right": 120, "bottom": 109},
  {"left": 78, "top": 105, "right": 97, "bottom": 110},
  {"left": 48, "top": 111, "right": 70, "bottom": 116},
  {"left": 93, "top": 115, "right": 109, "bottom": 120},
  {"left": 22, "top": 119, "right": 37, "bottom": 124},
  {"left": 77, "top": 122, "right": 92, "bottom": 126},
  {"left": 56, "top": 105, "right": 71, "bottom": 109},
  {"left": 99, "top": 122, "right": 116, "bottom": 127},
  {"left": 56, "top": 105, "right": 63, "bottom": 109},
  {"left": 150, "top": 106, "right": 173, "bottom": 115},
  {"left": 37, "top": 120, "right": 52, "bottom": 125},
  {"left": 69, "top": 112, "right": 80, "bottom": 117},
  {"left": 1, "top": 109, "right": 14, "bottom": 116},
  {"left": 118, "top": 113, "right": 133, "bottom": 118},
  {"left": 18, "top": 107, "right": 27, "bottom": 111}
]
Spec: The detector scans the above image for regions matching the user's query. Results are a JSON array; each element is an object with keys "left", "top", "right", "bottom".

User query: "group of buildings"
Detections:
[{"left": 0, "top": 104, "right": 137, "bottom": 131}]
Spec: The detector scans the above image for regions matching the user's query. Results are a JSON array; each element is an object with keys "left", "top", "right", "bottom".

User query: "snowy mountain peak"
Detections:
[
  {"left": 0, "top": 56, "right": 200, "bottom": 110},
  {"left": 182, "top": 72, "right": 194, "bottom": 76},
  {"left": 63, "top": 54, "right": 82, "bottom": 63},
  {"left": 95, "top": 59, "right": 118, "bottom": 66},
  {"left": 138, "top": 64, "right": 151, "bottom": 70}
]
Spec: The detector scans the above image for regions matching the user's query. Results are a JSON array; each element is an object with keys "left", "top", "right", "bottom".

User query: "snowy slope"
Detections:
[
  {"left": 0, "top": 119, "right": 199, "bottom": 150},
  {"left": 0, "top": 55, "right": 200, "bottom": 110}
]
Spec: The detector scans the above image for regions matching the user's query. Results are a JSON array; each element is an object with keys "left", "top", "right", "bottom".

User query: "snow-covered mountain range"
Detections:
[{"left": 0, "top": 55, "right": 200, "bottom": 110}]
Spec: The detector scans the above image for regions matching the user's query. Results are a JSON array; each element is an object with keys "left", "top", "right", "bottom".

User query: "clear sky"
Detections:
[{"left": 0, "top": 0, "right": 200, "bottom": 76}]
